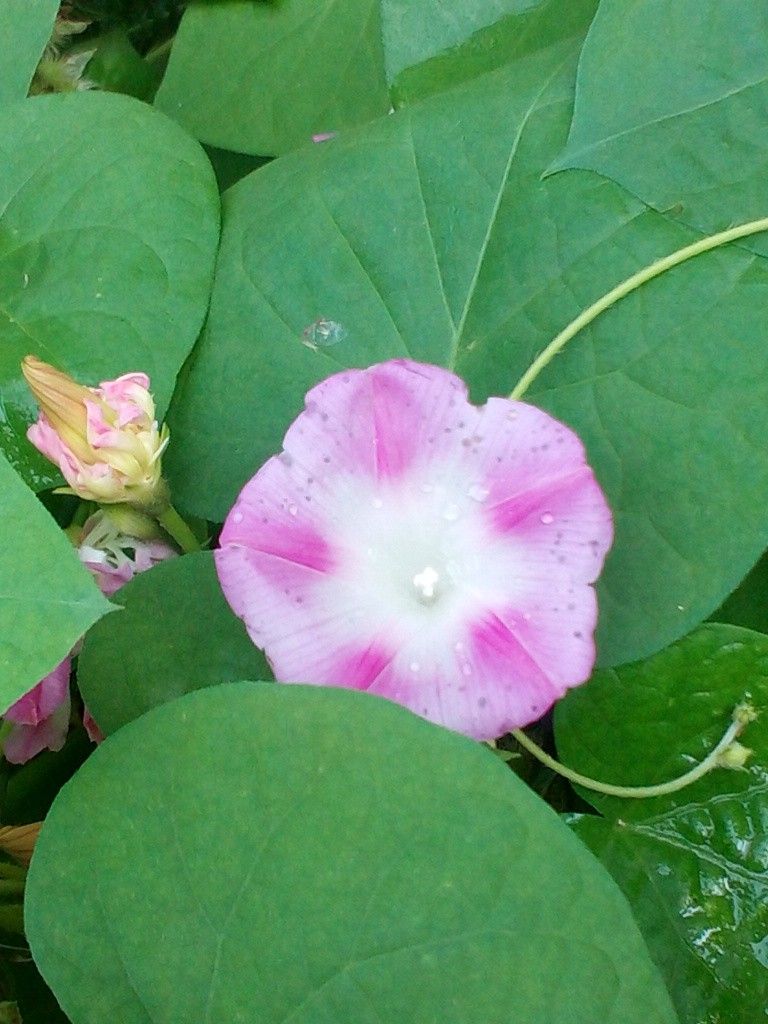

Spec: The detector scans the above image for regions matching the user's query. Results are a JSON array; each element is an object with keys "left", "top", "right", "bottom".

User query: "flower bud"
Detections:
[
  {"left": 716, "top": 741, "right": 753, "bottom": 770},
  {"left": 75, "top": 511, "right": 177, "bottom": 597},
  {"left": 22, "top": 356, "right": 169, "bottom": 511}
]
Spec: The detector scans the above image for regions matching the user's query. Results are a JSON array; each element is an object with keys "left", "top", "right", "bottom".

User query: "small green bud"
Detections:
[{"left": 716, "top": 741, "right": 753, "bottom": 770}]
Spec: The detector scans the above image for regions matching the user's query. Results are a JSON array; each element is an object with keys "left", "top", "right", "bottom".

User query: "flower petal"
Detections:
[
  {"left": 3, "top": 686, "right": 71, "bottom": 765},
  {"left": 4, "top": 658, "right": 71, "bottom": 725}
]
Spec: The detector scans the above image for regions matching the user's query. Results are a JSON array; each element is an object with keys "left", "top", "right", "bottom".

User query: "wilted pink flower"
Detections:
[
  {"left": 216, "top": 360, "right": 613, "bottom": 740},
  {"left": 22, "top": 356, "right": 169, "bottom": 510},
  {"left": 2, "top": 659, "right": 71, "bottom": 765},
  {"left": 76, "top": 510, "right": 177, "bottom": 597}
]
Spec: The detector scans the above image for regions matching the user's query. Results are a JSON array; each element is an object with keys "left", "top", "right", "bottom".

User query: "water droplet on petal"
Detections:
[
  {"left": 409, "top": 661, "right": 420, "bottom": 673},
  {"left": 462, "top": 663, "right": 472, "bottom": 677},
  {"left": 232, "top": 511, "right": 243, "bottom": 524},
  {"left": 287, "top": 504, "right": 298, "bottom": 516},
  {"left": 443, "top": 503, "right": 460, "bottom": 522},
  {"left": 540, "top": 512, "right": 554, "bottom": 525},
  {"left": 467, "top": 484, "right": 489, "bottom": 502},
  {"left": 278, "top": 451, "right": 293, "bottom": 467},
  {"left": 372, "top": 497, "right": 383, "bottom": 509}
]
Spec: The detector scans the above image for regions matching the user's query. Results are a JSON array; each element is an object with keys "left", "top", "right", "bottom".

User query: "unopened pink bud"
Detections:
[{"left": 22, "top": 356, "right": 169, "bottom": 511}]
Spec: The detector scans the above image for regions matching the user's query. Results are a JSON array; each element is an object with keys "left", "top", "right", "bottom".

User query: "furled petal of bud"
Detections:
[{"left": 22, "top": 356, "right": 169, "bottom": 511}]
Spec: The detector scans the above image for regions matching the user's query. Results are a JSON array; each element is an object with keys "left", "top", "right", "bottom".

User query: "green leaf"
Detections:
[
  {"left": 0, "top": 90, "right": 219, "bottom": 489},
  {"left": 0, "top": 450, "right": 111, "bottom": 713},
  {"left": 556, "top": 623, "right": 768, "bottom": 1024},
  {"left": 0, "top": 0, "right": 58, "bottom": 104},
  {"left": 551, "top": 0, "right": 768, "bottom": 253},
  {"left": 167, "top": 33, "right": 768, "bottom": 669},
  {"left": 26, "top": 683, "right": 678, "bottom": 1024},
  {"left": 154, "top": 0, "right": 535, "bottom": 156},
  {"left": 78, "top": 551, "right": 271, "bottom": 736}
]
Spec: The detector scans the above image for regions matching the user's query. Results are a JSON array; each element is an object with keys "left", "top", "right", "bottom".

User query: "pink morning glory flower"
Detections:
[
  {"left": 216, "top": 360, "right": 613, "bottom": 740},
  {"left": 2, "top": 659, "right": 71, "bottom": 765}
]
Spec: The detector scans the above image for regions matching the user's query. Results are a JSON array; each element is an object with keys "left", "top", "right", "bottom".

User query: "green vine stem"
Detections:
[
  {"left": 510, "top": 216, "right": 768, "bottom": 400},
  {"left": 510, "top": 702, "right": 757, "bottom": 800},
  {"left": 156, "top": 504, "right": 202, "bottom": 554}
]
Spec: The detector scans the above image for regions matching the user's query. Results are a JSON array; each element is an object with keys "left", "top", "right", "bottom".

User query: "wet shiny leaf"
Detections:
[{"left": 556, "top": 623, "right": 768, "bottom": 1023}]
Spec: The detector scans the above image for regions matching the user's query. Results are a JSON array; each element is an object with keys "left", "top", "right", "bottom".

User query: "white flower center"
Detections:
[{"left": 412, "top": 565, "right": 441, "bottom": 605}]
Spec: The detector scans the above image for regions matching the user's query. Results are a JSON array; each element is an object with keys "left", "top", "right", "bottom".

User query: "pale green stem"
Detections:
[
  {"left": 510, "top": 216, "right": 768, "bottom": 400},
  {"left": 510, "top": 703, "right": 755, "bottom": 800},
  {"left": 156, "top": 505, "right": 202, "bottom": 554}
]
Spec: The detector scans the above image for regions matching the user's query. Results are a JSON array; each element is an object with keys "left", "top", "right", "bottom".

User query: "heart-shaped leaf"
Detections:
[
  {"left": 0, "top": 90, "right": 219, "bottom": 488},
  {"left": 551, "top": 0, "right": 768, "bottom": 253},
  {"left": 78, "top": 551, "right": 272, "bottom": 736},
  {"left": 555, "top": 623, "right": 768, "bottom": 1024},
  {"left": 167, "top": 32, "right": 768, "bottom": 669},
  {"left": 155, "top": 0, "right": 536, "bottom": 155},
  {"left": 0, "top": 0, "right": 58, "bottom": 103},
  {"left": 26, "top": 682, "right": 678, "bottom": 1024},
  {"left": 0, "top": 450, "right": 111, "bottom": 712}
]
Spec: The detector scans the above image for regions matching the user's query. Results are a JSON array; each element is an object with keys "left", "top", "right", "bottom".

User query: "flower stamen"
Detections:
[{"left": 412, "top": 566, "right": 441, "bottom": 605}]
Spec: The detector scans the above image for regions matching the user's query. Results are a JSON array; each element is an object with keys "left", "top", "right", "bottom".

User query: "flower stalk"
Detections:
[
  {"left": 157, "top": 505, "right": 202, "bottom": 554},
  {"left": 511, "top": 216, "right": 768, "bottom": 400},
  {"left": 510, "top": 701, "right": 757, "bottom": 800}
]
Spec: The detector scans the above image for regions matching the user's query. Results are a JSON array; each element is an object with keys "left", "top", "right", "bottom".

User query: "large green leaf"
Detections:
[
  {"left": 0, "top": 90, "right": 219, "bottom": 489},
  {"left": 556, "top": 623, "right": 768, "bottom": 1024},
  {"left": 551, "top": 0, "right": 768, "bottom": 253},
  {"left": 0, "top": 0, "right": 58, "bottom": 104},
  {"left": 78, "top": 551, "right": 271, "bottom": 736},
  {"left": 167, "top": 31, "right": 768, "bottom": 669},
  {"left": 0, "top": 450, "right": 111, "bottom": 713},
  {"left": 26, "top": 682, "right": 678, "bottom": 1024},
  {"left": 154, "top": 0, "right": 535, "bottom": 155}
]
